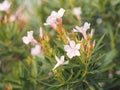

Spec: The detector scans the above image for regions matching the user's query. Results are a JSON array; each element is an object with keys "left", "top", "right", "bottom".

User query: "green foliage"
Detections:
[{"left": 0, "top": 0, "right": 120, "bottom": 90}]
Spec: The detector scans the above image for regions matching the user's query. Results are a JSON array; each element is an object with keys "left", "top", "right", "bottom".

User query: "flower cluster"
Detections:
[
  {"left": 22, "top": 30, "right": 43, "bottom": 56},
  {"left": 22, "top": 8, "right": 95, "bottom": 72},
  {"left": 44, "top": 8, "right": 65, "bottom": 30}
]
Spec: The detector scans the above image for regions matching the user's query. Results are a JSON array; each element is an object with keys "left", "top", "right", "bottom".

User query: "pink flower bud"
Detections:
[{"left": 39, "top": 27, "right": 43, "bottom": 38}]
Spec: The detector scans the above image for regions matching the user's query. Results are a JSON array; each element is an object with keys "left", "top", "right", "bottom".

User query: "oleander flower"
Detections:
[
  {"left": 52, "top": 55, "right": 69, "bottom": 70},
  {"left": 44, "top": 8, "right": 65, "bottom": 29},
  {"left": 73, "top": 7, "right": 82, "bottom": 20},
  {"left": 0, "top": 0, "right": 11, "bottom": 11},
  {"left": 31, "top": 44, "right": 42, "bottom": 56},
  {"left": 73, "top": 22, "right": 90, "bottom": 39},
  {"left": 64, "top": 40, "right": 80, "bottom": 59},
  {"left": 22, "top": 31, "right": 37, "bottom": 45}
]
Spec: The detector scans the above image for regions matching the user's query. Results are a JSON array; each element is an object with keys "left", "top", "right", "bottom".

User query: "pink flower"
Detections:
[
  {"left": 44, "top": 8, "right": 65, "bottom": 29},
  {"left": 0, "top": 0, "right": 11, "bottom": 11},
  {"left": 73, "top": 7, "right": 82, "bottom": 20},
  {"left": 64, "top": 40, "right": 80, "bottom": 59},
  {"left": 31, "top": 45, "right": 42, "bottom": 56},
  {"left": 52, "top": 55, "right": 68, "bottom": 70},
  {"left": 22, "top": 31, "right": 37, "bottom": 45},
  {"left": 73, "top": 22, "right": 90, "bottom": 39}
]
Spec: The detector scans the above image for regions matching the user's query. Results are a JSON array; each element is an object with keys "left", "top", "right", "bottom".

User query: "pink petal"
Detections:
[
  {"left": 27, "top": 31, "right": 34, "bottom": 38},
  {"left": 83, "top": 22, "right": 90, "bottom": 31},
  {"left": 46, "top": 16, "right": 56, "bottom": 25},
  {"left": 78, "top": 27, "right": 83, "bottom": 33},
  {"left": 75, "top": 26, "right": 80, "bottom": 30},
  {"left": 53, "top": 63, "right": 60, "bottom": 70},
  {"left": 73, "top": 28, "right": 78, "bottom": 32},
  {"left": 22, "top": 36, "right": 30, "bottom": 44},
  {"left": 70, "top": 40, "right": 75, "bottom": 48},
  {"left": 67, "top": 51, "right": 74, "bottom": 59},
  {"left": 74, "top": 26, "right": 82, "bottom": 33},
  {"left": 82, "top": 31, "right": 87, "bottom": 39},
  {"left": 63, "top": 61, "right": 69, "bottom": 65},
  {"left": 64, "top": 45, "right": 70, "bottom": 52},
  {"left": 31, "top": 45, "right": 41, "bottom": 56},
  {"left": 75, "top": 44, "right": 80, "bottom": 49},
  {"left": 0, "top": 1, "right": 11, "bottom": 11},
  {"left": 57, "top": 8, "right": 65, "bottom": 18},
  {"left": 51, "top": 11, "right": 58, "bottom": 16},
  {"left": 75, "top": 50, "right": 80, "bottom": 56}
]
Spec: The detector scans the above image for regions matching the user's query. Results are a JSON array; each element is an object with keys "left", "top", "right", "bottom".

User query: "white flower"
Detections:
[
  {"left": 64, "top": 40, "right": 80, "bottom": 59},
  {"left": 73, "top": 7, "right": 82, "bottom": 17},
  {"left": 44, "top": 8, "right": 65, "bottom": 28},
  {"left": 0, "top": 0, "right": 11, "bottom": 11},
  {"left": 22, "top": 31, "right": 37, "bottom": 45},
  {"left": 31, "top": 45, "right": 42, "bottom": 56},
  {"left": 52, "top": 55, "right": 68, "bottom": 70},
  {"left": 73, "top": 22, "right": 90, "bottom": 39}
]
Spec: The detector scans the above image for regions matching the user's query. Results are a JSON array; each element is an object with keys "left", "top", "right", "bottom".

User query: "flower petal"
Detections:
[
  {"left": 57, "top": 8, "right": 65, "bottom": 18},
  {"left": 31, "top": 45, "right": 41, "bottom": 56},
  {"left": 75, "top": 26, "right": 80, "bottom": 30},
  {"left": 53, "top": 63, "right": 60, "bottom": 70},
  {"left": 22, "top": 36, "right": 30, "bottom": 44},
  {"left": 27, "top": 31, "right": 34, "bottom": 38},
  {"left": 55, "top": 55, "right": 60, "bottom": 62},
  {"left": 0, "top": 1, "right": 11, "bottom": 11},
  {"left": 51, "top": 11, "right": 57, "bottom": 16},
  {"left": 63, "top": 61, "right": 69, "bottom": 65},
  {"left": 75, "top": 44, "right": 80, "bottom": 49},
  {"left": 60, "top": 56, "right": 65, "bottom": 64},
  {"left": 75, "top": 50, "right": 80, "bottom": 56},
  {"left": 64, "top": 45, "right": 70, "bottom": 52},
  {"left": 83, "top": 22, "right": 90, "bottom": 31},
  {"left": 67, "top": 51, "right": 74, "bottom": 59},
  {"left": 70, "top": 40, "right": 75, "bottom": 48}
]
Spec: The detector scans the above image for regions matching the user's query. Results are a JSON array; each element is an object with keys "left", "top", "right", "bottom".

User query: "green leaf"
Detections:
[
  {"left": 94, "top": 33, "right": 105, "bottom": 52},
  {"left": 102, "top": 49, "right": 117, "bottom": 67}
]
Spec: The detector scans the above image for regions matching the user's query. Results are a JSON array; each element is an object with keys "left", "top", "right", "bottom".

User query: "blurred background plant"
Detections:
[{"left": 0, "top": 0, "right": 120, "bottom": 90}]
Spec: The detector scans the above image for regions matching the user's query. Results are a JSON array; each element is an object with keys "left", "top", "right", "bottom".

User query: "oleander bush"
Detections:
[{"left": 0, "top": 0, "right": 120, "bottom": 90}]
